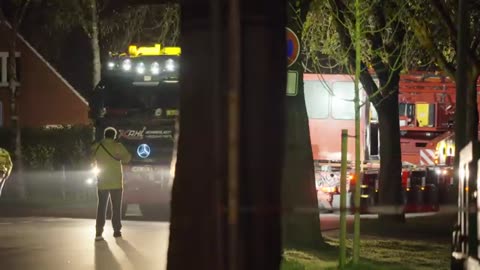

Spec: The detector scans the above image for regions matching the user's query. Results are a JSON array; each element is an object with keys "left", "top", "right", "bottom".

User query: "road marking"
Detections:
[{"left": 0, "top": 222, "right": 12, "bottom": 225}]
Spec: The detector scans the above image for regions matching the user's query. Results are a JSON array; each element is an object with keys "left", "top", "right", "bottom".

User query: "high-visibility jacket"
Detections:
[
  {"left": 0, "top": 148, "right": 12, "bottom": 175},
  {"left": 0, "top": 148, "right": 12, "bottom": 196},
  {"left": 91, "top": 139, "right": 131, "bottom": 190}
]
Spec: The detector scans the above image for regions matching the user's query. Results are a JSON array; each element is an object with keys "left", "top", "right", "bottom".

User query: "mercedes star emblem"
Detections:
[{"left": 137, "top": 144, "right": 151, "bottom": 159}]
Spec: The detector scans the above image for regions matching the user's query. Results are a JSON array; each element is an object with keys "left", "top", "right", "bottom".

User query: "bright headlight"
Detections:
[
  {"left": 165, "top": 59, "right": 175, "bottom": 72},
  {"left": 151, "top": 62, "right": 160, "bottom": 75},
  {"left": 122, "top": 59, "right": 132, "bottom": 71},
  {"left": 85, "top": 178, "right": 95, "bottom": 185},
  {"left": 136, "top": 62, "right": 145, "bottom": 74},
  {"left": 107, "top": 62, "right": 115, "bottom": 70},
  {"left": 92, "top": 166, "right": 100, "bottom": 176}
]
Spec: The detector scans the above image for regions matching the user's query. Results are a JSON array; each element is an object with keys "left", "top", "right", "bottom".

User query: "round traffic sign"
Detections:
[{"left": 286, "top": 27, "right": 300, "bottom": 67}]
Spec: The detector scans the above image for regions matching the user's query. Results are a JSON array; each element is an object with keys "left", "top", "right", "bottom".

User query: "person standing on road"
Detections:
[
  {"left": 0, "top": 148, "right": 13, "bottom": 196},
  {"left": 91, "top": 127, "right": 131, "bottom": 241}
]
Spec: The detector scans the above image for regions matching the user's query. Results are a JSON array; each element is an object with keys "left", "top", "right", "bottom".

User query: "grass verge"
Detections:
[
  {"left": 282, "top": 236, "right": 449, "bottom": 270},
  {"left": 282, "top": 212, "right": 453, "bottom": 269}
]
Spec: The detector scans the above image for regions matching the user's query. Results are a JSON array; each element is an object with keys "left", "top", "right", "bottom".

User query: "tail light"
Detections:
[
  {"left": 348, "top": 173, "right": 356, "bottom": 186},
  {"left": 320, "top": 186, "right": 337, "bottom": 193}
]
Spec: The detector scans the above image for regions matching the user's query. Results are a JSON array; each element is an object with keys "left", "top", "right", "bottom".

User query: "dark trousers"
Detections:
[{"left": 96, "top": 189, "right": 123, "bottom": 234}]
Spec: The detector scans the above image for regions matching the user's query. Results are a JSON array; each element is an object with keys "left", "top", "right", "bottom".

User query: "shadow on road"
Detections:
[
  {"left": 94, "top": 241, "right": 121, "bottom": 270},
  {"left": 123, "top": 216, "right": 169, "bottom": 222},
  {"left": 115, "top": 238, "right": 151, "bottom": 268}
]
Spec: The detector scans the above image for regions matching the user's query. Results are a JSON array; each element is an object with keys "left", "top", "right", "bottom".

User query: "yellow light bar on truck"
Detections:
[
  {"left": 161, "top": 47, "right": 181, "bottom": 55},
  {"left": 127, "top": 44, "right": 181, "bottom": 57},
  {"left": 128, "top": 44, "right": 162, "bottom": 56}
]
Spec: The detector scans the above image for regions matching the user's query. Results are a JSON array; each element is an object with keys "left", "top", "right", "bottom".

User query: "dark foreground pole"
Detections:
[{"left": 167, "top": 1, "right": 287, "bottom": 270}]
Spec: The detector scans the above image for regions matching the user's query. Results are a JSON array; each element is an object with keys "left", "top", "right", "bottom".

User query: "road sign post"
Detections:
[{"left": 286, "top": 27, "right": 300, "bottom": 96}]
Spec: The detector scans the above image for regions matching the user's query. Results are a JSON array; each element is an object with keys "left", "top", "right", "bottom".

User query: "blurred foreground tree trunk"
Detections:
[
  {"left": 167, "top": 0, "right": 286, "bottom": 269},
  {"left": 456, "top": 0, "right": 479, "bottom": 147}
]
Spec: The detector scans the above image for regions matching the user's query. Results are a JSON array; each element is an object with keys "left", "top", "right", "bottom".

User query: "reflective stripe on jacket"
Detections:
[{"left": 91, "top": 139, "right": 131, "bottom": 190}]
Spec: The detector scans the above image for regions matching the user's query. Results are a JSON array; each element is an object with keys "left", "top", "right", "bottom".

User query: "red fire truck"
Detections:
[{"left": 306, "top": 72, "right": 480, "bottom": 212}]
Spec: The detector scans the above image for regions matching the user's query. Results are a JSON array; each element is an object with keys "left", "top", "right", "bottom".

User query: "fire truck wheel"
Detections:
[{"left": 140, "top": 204, "right": 170, "bottom": 220}]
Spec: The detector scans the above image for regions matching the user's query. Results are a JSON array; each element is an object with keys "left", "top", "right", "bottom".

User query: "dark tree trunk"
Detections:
[
  {"left": 454, "top": 0, "right": 469, "bottom": 169},
  {"left": 1, "top": 2, "right": 30, "bottom": 200},
  {"left": 89, "top": 0, "right": 101, "bottom": 88},
  {"left": 282, "top": 0, "right": 323, "bottom": 250},
  {"left": 376, "top": 80, "right": 404, "bottom": 223},
  {"left": 282, "top": 87, "right": 323, "bottom": 248},
  {"left": 8, "top": 21, "right": 24, "bottom": 200},
  {"left": 167, "top": 1, "right": 286, "bottom": 269}
]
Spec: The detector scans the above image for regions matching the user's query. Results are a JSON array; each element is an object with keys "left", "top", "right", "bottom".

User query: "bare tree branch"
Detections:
[
  {"left": 328, "top": 0, "right": 381, "bottom": 105},
  {"left": 75, "top": 0, "right": 91, "bottom": 37},
  {"left": 16, "top": 0, "right": 31, "bottom": 25},
  {"left": 410, "top": 19, "right": 456, "bottom": 79},
  {"left": 471, "top": 36, "right": 480, "bottom": 53},
  {"left": 430, "top": 0, "right": 456, "bottom": 45},
  {"left": 366, "top": 3, "right": 390, "bottom": 87}
]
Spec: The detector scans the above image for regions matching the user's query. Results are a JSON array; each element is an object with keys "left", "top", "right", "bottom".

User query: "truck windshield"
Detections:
[
  {"left": 103, "top": 81, "right": 178, "bottom": 110},
  {"left": 90, "top": 80, "right": 179, "bottom": 117},
  {"left": 399, "top": 103, "right": 415, "bottom": 118}
]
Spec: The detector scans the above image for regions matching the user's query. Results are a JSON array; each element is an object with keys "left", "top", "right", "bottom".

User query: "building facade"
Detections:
[{"left": 0, "top": 22, "right": 90, "bottom": 128}]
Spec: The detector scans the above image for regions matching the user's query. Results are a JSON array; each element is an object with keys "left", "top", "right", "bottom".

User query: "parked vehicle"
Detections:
[
  {"left": 305, "top": 72, "right": 479, "bottom": 212},
  {"left": 89, "top": 44, "right": 180, "bottom": 218}
]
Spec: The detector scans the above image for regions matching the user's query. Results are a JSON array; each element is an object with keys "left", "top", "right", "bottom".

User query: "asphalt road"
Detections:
[
  {"left": 0, "top": 215, "right": 341, "bottom": 270},
  {"left": 0, "top": 212, "right": 436, "bottom": 270},
  {"left": 0, "top": 217, "right": 169, "bottom": 270}
]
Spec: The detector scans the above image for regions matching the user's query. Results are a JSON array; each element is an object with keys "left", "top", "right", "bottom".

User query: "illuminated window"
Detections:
[
  {"left": 0, "top": 52, "right": 21, "bottom": 87},
  {"left": 331, "top": 82, "right": 354, "bottom": 120},
  {"left": 399, "top": 103, "right": 415, "bottom": 118},
  {"left": 304, "top": 81, "right": 329, "bottom": 119},
  {"left": 415, "top": 103, "right": 436, "bottom": 127}
]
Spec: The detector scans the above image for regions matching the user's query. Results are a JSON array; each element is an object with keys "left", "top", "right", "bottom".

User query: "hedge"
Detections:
[
  {"left": 0, "top": 125, "right": 96, "bottom": 202},
  {"left": 0, "top": 125, "right": 94, "bottom": 170}
]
